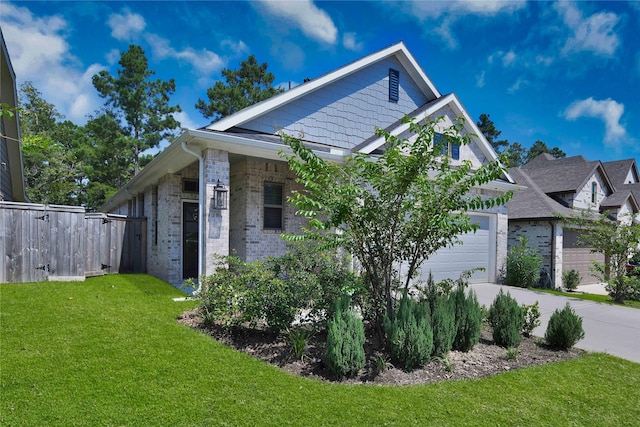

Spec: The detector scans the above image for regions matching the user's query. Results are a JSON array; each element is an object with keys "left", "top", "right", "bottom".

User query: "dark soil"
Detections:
[{"left": 178, "top": 309, "right": 583, "bottom": 386}]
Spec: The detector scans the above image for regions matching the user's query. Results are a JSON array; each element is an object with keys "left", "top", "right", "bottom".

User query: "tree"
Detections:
[
  {"left": 92, "top": 45, "right": 181, "bottom": 175},
  {"left": 195, "top": 54, "right": 283, "bottom": 121},
  {"left": 504, "top": 141, "right": 526, "bottom": 167},
  {"left": 524, "top": 140, "right": 566, "bottom": 165},
  {"left": 280, "top": 117, "right": 511, "bottom": 334},
  {"left": 476, "top": 113, "right": 508, "bottom": 153},
  {"left": 19, "top": 82, "right": 86, "bottom": 205},
  {"left": 565, "top": 212, "right": 640, "bottom": 303}
]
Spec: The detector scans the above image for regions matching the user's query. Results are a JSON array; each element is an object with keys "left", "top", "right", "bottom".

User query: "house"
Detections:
[
  {"left": 0, "top": 28, "right": 27, "bottom": 202},
  {"left": 103, "top": 42, "right": 517, "bottom": 286},
  {"left": 507, "top": 153, "right": 639, "bottom": 286}
]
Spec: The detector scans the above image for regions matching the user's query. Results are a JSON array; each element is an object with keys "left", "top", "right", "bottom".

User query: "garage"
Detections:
[
  {"left": 413, "top": 214, "right": 495, "bottom": 284},
  {"left": 562, "top": 229, "right": 605, "bottom": 285}
]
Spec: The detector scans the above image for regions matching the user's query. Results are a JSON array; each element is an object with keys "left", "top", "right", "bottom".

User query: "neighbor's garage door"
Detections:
[
  {"left": 563, "top": 229, "right": 605, "bottom": 285},
  {"left": 415, "top": 215, "right": 493, "bottom": 284}
]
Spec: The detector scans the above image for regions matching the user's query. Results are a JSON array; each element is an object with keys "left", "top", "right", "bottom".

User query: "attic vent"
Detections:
[{"left": 389, "top": 68, "right": 399, "bottom": 102}]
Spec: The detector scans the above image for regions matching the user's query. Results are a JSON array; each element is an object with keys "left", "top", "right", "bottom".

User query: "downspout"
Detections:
[
  {"left": 181, "top": 139, "right": 204, "bottom": 294},
  {"left": 549, "top": 221, "right": 555, "bottom": 289}
]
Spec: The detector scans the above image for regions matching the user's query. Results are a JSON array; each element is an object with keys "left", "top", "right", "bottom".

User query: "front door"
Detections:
[{"left": 183, "top": 202, "right": 199, "bottom": 280}]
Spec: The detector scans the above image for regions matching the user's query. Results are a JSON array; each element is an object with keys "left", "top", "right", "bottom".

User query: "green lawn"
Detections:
[
  {"left": 529, "top": 287, "right": 640, "bottom": 308},
  {"left": 2, "top": 275, "right": 639, "bottom": 426}
]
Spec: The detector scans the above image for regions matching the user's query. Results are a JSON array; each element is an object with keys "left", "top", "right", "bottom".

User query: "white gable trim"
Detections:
[
  {"left": 357, "top": 93, "right": 514, "bottom": 184},
  {"left": 208, "top": 42, "right": 440, "bottom": 132}
]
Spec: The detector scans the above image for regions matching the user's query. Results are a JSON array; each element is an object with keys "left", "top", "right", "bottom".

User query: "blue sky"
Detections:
[{"left": 1, "top": 0, "right": 639, "bottom": 162}]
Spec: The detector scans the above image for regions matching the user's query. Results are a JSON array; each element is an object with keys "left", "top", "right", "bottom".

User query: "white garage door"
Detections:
[{"left": 414, "top": 215, "right": 493, "bottom": 284}]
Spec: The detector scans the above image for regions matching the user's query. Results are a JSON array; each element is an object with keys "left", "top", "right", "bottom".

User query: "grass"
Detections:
[
  {"left": 530, "top": 287, "right": 640, "bottom": 308},
  {"left": 2, "top": 275, "right": 639, "bottom": 426}
]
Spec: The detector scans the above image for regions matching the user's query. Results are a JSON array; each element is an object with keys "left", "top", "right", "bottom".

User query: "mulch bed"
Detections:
[{"left": 178, "top": 308, "right": 583, "bottom": 386}]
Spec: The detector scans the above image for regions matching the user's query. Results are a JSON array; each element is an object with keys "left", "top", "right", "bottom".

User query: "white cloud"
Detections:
[
  {"left": 564, "top": 97, "right": 628, "bottom": 145},
  {"left": 220, "top": 39, "right": 250, "bottom": 56},
  {"left": 257, "top": 0, "right": 338, "bottom": 44},
  {"left": 342, "top": 32, "right": 363, "bottom": 51},
  {"left": 555, "top": 1, "right": 620, "bottom": 56},
  {"left": 107, "top": 10, "right": 146, "bottom": 41},
  {"left": 0, "top": 2, "right": 104, "bottom": 123},
  {"left": 173, "top": 111, "right": 202, "bottom": 131},
  {"left": 475, "top": 70, "right": 485, "bottom": 88},
  {"left": 397, "top": 0, "right": 525, "bottom": 19},
  {"left": 393, "top": 1, "right": 525, "bottom": 49},
  {"left": 507, "top": 77, "right": 528, "bottom": 94},
  {"left": 144, "top": 34, "right": 225, "bottom": 78},
  {"left": 502, "top": 51, "right": 516, "bottom": 67}
]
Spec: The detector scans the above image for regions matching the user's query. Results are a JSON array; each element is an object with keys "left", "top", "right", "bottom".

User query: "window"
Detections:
[
  {"left": 264, "top": 182, "right": 283, "bottom": 230},
  {"left": 591, "top": 182, "right": 597, "bottom": 204},
  {"left": 436, "top": 133, "right": 460, "bottom": 160},
  {"left": 183, "top": 179, "right": 199, "bottom": 193},
  {"left": 389, "top": 68, "right": 399, "bottom": 102}
]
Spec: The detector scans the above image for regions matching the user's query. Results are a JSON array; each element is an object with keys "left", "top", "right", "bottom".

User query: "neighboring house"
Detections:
[
  {"left": 0, "top": 28, "right": 27, "bottom": 202},
  {"left": 103, "top": 42, "right": 517, "bottom": 286},
  {"left": 507, "top": 153, "right": 639, "bottom": 286}
]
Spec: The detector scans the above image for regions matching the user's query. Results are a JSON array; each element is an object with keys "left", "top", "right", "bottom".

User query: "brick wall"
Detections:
[{"left": 230, "top": 156, "right": 306, "bottom": 262}]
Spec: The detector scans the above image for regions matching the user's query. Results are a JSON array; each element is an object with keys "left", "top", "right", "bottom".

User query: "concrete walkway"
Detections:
[{"left": 470, "top": 283, "right": 640, "bottom": 363}]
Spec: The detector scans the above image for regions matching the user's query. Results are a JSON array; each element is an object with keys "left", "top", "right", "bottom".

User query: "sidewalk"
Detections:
[{"left": 576, "top": 282, "right": 608, "bottom": 295}]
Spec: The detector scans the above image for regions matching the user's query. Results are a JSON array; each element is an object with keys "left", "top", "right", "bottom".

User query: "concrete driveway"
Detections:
[{"left": 470, "top": 283, "right": 640, "bottom": 363}]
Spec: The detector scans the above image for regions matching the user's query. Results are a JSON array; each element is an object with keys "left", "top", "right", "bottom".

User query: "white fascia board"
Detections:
[
  {"left": 358, "top": 94, "right": 457, "bottom": 154},
  {"left": 208, "top": 42, "right": 439, "bottom": 132},
  {"left": 101, "top": 129, "right": 347, "bottom": 210},
  {"left": 358, "top": 93, "right": 515, "bottom": 184}
]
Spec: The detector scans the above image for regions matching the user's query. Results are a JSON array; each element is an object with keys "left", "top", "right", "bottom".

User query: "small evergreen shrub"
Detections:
[
  {"left": 430, "top": 294, "right": 456, "bottom": 357},
  {"left": 451, "top": 285, "right": 483, "bottom": 352},
  {"left": 325, "top": 295, "right": 366, "bottom": 377},
  {"left": 384, "top": 293, "right": 433, "bottom": 370},
  {"left": 488, "top": 290, "right": 524, "bottom": 348},
  {"left": 521, "top": 301, "right": 541, "bottom": 337},
  {"left": 545, "top": 303, "right": 585, "bottom": 350},
  {"left": 562, "top": 269, "right": 581, "bottom": 291},
  {"left": 505, "top": 236, "right": 542, "bottom": 288}
]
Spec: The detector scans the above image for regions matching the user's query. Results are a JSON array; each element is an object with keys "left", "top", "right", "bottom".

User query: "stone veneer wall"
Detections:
[{"left": 508, "top": 220, "right": 563, "bottom": 286}]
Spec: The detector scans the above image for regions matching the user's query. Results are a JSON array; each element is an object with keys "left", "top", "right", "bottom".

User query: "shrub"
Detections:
[
  {"left": 198, "top": 256, "right": 305, "bottom": 332},
  {"left": 285, "top": 327, "right": 314, "bottom": 360},
  {"left": 325, "top": 295, "right": 366, "bottom": 377},
  {"left": 562, "top": 269, "right": 581, "bottom": 291},
  {"left": 384, "top": 293, "right": 433, "bottom": 370},
  {"left": 488, "top": 290, "right": 524, "bottom": 348},
  {"left": 521, "top": 301, "right": 541, "bottom": 337},
  {"left": 451, "top": 284, "right": 483, "bottom": 352},
  {"left": 545, "top": 303, "right": 585, "bottom": 350},
  {"left": 505, "top": 236, "right": 542, "bottom": 288},
  {"left": 430, "top": 294, "right": 456, "bottom": 357}
]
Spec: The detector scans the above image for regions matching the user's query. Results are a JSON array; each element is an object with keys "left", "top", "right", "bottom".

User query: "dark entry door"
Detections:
[{"left": 183, "top": 202, "right": 199, "bottom": 280}]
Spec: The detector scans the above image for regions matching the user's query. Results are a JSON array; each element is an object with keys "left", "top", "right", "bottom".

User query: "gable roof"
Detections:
[
  {"left": 602, "top": 159, "right": 638, "bottom": 190},
  {"left": 521, "top": 154, "right": 613, "bottom": 195},
  {"left": 207, "top": 41, "right": 440, "bottom": 133},
  {"left": 507, "top": 168, "right": 578, "bottom": 220},
  {"left": 600, "top": 189, "right": 639, "bottom": 211}
]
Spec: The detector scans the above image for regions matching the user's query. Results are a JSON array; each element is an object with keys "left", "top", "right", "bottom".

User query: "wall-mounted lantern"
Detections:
[{"left": 212, "top": 179, "right": 228, "bottom": 210}]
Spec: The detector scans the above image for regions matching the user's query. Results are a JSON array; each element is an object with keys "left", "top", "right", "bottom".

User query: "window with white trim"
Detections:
[
  {"left": 436, "top": 133, "right": 460, "bottom": 160},
  {"left": 591, "top": 182, "right": 597, "bottom": 204}
]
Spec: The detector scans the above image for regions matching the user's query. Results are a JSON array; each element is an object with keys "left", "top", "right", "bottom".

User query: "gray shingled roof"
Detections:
[
  {"left": 507, "top": 168, "right": 577, "bottom": 220},
  {"left": 602, "top": 159, "right": 637, "bottom": 190},
  {"left": 521, "top": 155, "right": 611, "bottom": 194},
  {"left": 600, "top": 190, "right": 635, "bottom": 208}
]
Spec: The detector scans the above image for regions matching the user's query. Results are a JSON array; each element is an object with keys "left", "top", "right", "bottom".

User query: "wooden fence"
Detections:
[{"left": 0, "top": 202, "right": 146, "bottom": 283}]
